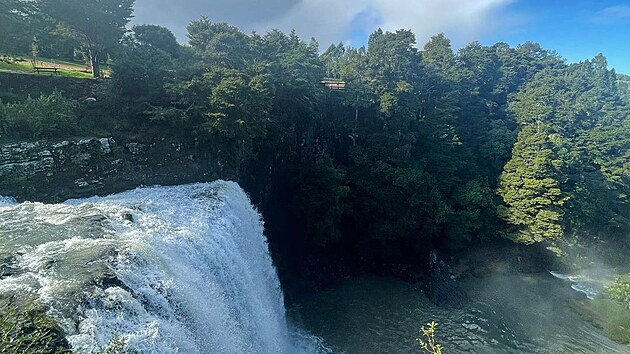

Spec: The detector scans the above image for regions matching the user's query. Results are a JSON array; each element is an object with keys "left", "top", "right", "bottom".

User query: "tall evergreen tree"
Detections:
[{"left": 497, "top": 125, "right": 569, "bottom": 244}]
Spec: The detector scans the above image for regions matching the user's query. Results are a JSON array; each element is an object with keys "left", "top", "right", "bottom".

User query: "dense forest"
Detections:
[{"left": 1, "top": 0, "right": 629, "bottom": 284}]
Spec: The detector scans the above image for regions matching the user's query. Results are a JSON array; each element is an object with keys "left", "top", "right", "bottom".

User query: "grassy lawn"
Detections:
[
  {"left": 0, "top": 55, "right": 99, "bottom": 79},
  {"left": 0, "top": 60, "right": 32, "bottom": 72},
  {"left": 0, "top": 60, "right": 93, "bottom": 79}
]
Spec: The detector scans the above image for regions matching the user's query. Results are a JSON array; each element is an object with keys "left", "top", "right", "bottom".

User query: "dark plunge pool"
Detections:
[{"left": 288, "top": 273, "right": 630, "bottom": 353}]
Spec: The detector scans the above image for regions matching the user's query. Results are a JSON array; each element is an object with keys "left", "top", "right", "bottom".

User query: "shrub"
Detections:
[
  {"left": 607, "top": 276, "right": 630, "bottom": 310},
  {"left": 3, "top": 91, "right": 77, "bottom": 139},
  {"left": 417, "top": 321, "right": 444, "bottom": 354}
]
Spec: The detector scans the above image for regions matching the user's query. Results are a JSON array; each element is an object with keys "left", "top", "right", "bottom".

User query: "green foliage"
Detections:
[
  {"left": 607, "top": 276, "right": 630, "bottom": 310},
  {"left": 154, "top": 19, "right": 275, "bottom": 163},
  {"left": 1, "top": 91, "right": 77, "bottom": 139},
  {"left": 289, "top": 157, "right": 349, "bottom": 247},
  {"left": 618, "top": 74, "right": 630, "bottom": 104},
  {"left": 0, "top": 0, "right": 40, "bottom": 55},
  {"left": 497, "top": 126, "right": 569, "bottom": 243},
  {"left": 417, "top": 321, "right": 444, "bottom": 354},
  {"left": 2, "top": 4, "right": 628, "bottom": 277},
  {"left": 132, "top": 24, "right": 179, "bottom": 57},
  {"left": 202, "top": 67, "right": 271, "bottom": 140},
  {"left": 153, "top": 22, "right": 625, "bottom": 268},
  {"left": 105, "top": 37, "right": 174, "bottom": 128},
  {"left": 187, "top": 18, "right": 251, "bottom": 69},
  {"left": 578, "top": 275, "right": 630, "bottom": 343},
  {"left": 497, "top": 55, "right": 629, "bottom": 245},
  {"left": 572, "top": 298, "right": 630, "bottom": 344},
  {"left": 40, "top": 0, "right": 135, "bottom": 77}
]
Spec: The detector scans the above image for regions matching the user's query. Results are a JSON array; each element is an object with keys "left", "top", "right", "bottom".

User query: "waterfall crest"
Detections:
[{"left": 0, "top": 182, "right": 316, "bottom": 353}]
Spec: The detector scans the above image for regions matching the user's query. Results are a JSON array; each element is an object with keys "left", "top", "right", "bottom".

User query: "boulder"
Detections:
[{"left": 424, "top": 251, "right": 468, "bottom": 308}]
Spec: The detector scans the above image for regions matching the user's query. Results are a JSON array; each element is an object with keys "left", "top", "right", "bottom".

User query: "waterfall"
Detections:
[{"left": 0, "top": 181, "right": 322, "bottom": 353}]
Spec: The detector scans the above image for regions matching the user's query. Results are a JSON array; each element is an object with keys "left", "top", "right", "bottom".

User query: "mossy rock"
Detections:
[{"left": 0, "top": 298, "right": 70, "bottom": 353}]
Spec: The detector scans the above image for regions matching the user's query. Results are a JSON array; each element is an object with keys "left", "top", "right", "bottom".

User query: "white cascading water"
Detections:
[
  {"left": 0, "top": 181, "right": 323, "bottom": 353},
  {"left": 550, "top": 268, "right": 619, "bottom": 300}
]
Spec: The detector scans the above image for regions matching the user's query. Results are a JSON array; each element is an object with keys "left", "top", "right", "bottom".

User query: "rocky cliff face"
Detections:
[{"left": 0, "top": 138, "right": 225, "bottom": 202}]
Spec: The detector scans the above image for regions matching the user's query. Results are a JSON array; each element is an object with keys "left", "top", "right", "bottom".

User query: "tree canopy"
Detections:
[
  {"left": 39, "top": 0, "right": 135, "bottom": 77},
  {"left": 1, "top": 7, "right": 628, "bottom": 277}
]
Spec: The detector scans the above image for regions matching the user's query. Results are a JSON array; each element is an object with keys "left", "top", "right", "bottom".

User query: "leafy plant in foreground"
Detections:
[{"left": 417, "top": 321, "right": 444, "bottom": 354}]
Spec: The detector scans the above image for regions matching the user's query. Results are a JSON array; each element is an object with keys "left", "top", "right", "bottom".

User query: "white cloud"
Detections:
[
  {"left": 373, "top": 0, "right": 515, "bottom": 47},
  {"left": 252, "top": 1, "right": 369, "bottom": 46},
  {"left": 592, "top": 5, "right": 630, "bottom": 24},
  {"left": 134, "top": 0, "right": 517, "bottom": 48},
  {"left": 254, "top": 0, "right": 517, "bottom": 48}
]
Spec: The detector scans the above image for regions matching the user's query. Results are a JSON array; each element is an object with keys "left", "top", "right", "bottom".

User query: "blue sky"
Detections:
[
  {"left": 481, "top": 0, "right": 630, "bottom": 74},
  {"left": 134, "top": 0, "right": 630, "bottom": 73}
]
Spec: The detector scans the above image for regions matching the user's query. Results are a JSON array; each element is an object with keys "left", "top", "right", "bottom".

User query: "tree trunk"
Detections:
[{"left": 88, "top": 48, "right": 101, "bottom": 78}]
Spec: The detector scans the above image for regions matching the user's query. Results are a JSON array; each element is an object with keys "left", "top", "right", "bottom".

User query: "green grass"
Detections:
[
  {"left": 1, "top": 54, "right": 99, "bottom": 79},
  {"left": 0, "top": 60, "right": 93, "bottom": 79},
  {"left": 27, "top": 55, "right": 111, "bottom": 76},
  {"left": 48, "top": 57, "right": 89, "bottom": 68},
  {"left": 56, "top": 69, "right": 93, "bottom": 79},
  {"left": 571, "top": 298, "right": 630, "bottom": 343},
  {"left": 0, "top": 60, "right": 32, "bottom": 72}
]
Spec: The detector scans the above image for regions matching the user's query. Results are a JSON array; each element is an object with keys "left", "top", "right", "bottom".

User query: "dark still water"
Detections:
[{"left": 288, "top": 273, "right": 630, "bottom": 353}]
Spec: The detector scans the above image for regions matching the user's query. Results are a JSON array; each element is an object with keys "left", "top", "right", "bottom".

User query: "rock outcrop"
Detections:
[
  {"left": 0, "top": 138, "right": 226, "bottom": 202},
  {"left": 425, "top": 251, "right": 469, "bottom": 308}
]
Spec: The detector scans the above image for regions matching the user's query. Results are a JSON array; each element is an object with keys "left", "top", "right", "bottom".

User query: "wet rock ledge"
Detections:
[{"left": 0, "top": 138, "right": 224, "bottom": 202}]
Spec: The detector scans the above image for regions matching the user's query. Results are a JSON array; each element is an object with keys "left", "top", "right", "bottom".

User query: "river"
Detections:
[
  {"left": 289, "top": 273, "right": 630, "bottom": 353},
  {"left": 1, "top": 183, "right": 628, "bottom": 353}
]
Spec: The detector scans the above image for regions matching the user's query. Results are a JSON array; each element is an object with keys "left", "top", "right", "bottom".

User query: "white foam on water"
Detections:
[
  {"left": 0, "top": 182, "right": 325, "bottom": 353},
  {"left": 550, "top": 270, "right": 616, "bottom": 300}
]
